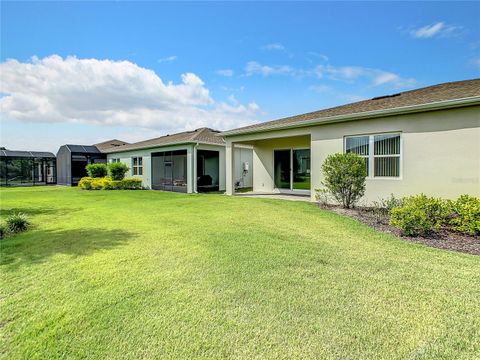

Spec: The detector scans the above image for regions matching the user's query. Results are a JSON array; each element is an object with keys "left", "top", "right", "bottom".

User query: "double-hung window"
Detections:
[
  {"left": 345, "top": 133, "right": 401, "bottom": 178},
  {"left": 132, "top": 157, "right": 143, "bottom": 175},
  {"left": 110, "top": 158, "right": 120, "bottom": 163}
]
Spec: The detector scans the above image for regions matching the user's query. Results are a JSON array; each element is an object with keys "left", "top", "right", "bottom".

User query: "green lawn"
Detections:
[{"left": 1, "top": 187, "right": 479, "bottom": 359}]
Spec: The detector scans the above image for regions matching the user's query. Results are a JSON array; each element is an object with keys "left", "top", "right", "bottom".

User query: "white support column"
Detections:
[
  {"left": 193, "top": 144, "right": 198, "bottom": 193},
  {"left": 225, "top": 140, "right": 235, "bottom": 195},
  {"left": 187, "top": 145, "right": 194, "bottom": 193}
]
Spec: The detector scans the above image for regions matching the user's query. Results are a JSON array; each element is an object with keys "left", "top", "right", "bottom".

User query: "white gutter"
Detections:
[
  {"left": 220, "top": 96, "right": 480, "bottom": 137},
  {"left": 103, "top": 140, "right": 225, "bottom": 155}
]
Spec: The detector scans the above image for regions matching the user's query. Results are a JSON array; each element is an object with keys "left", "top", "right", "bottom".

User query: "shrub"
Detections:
[
  {"left": 320, "top": 153, "right": 367, "bottom": 208},
  {"left": 86, "top": 163, "right": 108, "bottom": 178},
  {"left": 121, "top": 178, "right": 143, "bottom": 189},
  {"left": 6, "top": 213, "right": 29, "bottom": 233},
  {"left": 78, "top": 176, "right": 141, "bottom": 190},
  {"left": 108, "top": 162, "right": 129, "bottom": 181},
  {"left": 449, "top": 195, "right": 480, "bottom": 235},
  {"left": 90, "top": 176, "right": 112, "bottom": 190},
  {"left": 390, "top": 194, "right": 450, "bottom": 236},
  {"left": 78, "top": 176, "right": 93, "bottom": 189}
]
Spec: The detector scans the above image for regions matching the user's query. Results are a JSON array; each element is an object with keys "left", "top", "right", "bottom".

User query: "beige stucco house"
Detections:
[
  {"left": 221, "top": 79, "right": 480, "bottom": 203},
  {"left": 102, "top": 127, "right": 253, "bottom": 193}
]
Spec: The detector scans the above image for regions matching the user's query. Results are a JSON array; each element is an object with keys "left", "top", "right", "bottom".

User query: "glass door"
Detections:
[
  {"left": 274, "top": 149, "right": 310, "bottom": 191},
  {"left": 292, "top": 149, "right": 311, "bottom": 190},
  {"left": 274, "top": 150, "right": 291, "bottom": 189}
]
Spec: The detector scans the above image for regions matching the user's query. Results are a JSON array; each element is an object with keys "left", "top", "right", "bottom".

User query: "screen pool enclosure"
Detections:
[
  {"left": 0, "top": 149, "right": 56, "bottom": 186},
  {"left": 56, "top": 145, "right": 107, "bottom": 186}
]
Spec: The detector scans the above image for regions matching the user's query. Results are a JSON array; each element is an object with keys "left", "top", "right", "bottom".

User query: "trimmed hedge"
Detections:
[
  {"left": 79, "top": 176, "right": 142, "bottom": 190},
  {"left": 390, "top": 194, "right": 449, "bottom": 236},
  {"left": 449, "top": 195, "right": 480, "bottom": 235},
  {"left": 389, "top": 194, "right": 480, "bottom": 236}
]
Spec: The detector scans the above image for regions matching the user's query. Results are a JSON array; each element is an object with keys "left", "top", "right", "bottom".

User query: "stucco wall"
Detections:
[
  {"left": 106, "top": 144, "right": 194, "bottom": 191},
  {"left": 252, "top": 136, "right": 310, "bottom": 193},
  {"left": 234, "top": 146, "right": 254, "bottom": 188},
  {"left": 226, "top": 105, "right": 480, "bottom": 202},
  {"left": 311, "top": 105, "right": 480, "bottom": 203}
]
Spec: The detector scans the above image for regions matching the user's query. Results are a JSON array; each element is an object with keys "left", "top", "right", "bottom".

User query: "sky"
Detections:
[{"left": 1, "top": 1, "right": 479, "bottom": 152}]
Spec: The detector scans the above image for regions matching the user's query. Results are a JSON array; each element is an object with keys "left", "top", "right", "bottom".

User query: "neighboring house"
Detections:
[
  {"left": 102, "top": 128, "right": 253, "bottom": 193},
  {"left": 0, "top": 149, "right": 56, "bottom": 186},
  {"left": 221, "top": 79, "right": 480, "bottom": 203},
  {"left": 56, "top": 140, "right": 129, "bottom": 186}
]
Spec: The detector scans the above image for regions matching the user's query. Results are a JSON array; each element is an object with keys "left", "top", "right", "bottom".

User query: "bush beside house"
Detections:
[
  {"left": 108, "top": 162, "right": 129, "bottom": 180},
  {"left": 319, "top": 153, "right": 367, "bottom": 209},
  {"left": 79, "top": 176, "right": 142, "bottom": 190},
  {"left": 86, "top": 164, "right": 108, "bottom": 178}
]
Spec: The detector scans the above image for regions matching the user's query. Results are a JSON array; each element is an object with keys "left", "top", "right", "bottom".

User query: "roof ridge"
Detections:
[{"left": 221, "top": 78, "right": 480, "bottom": 136}]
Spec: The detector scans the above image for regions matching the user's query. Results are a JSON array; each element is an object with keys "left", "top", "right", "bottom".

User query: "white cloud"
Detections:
[
  {"left": 410, "top": 22, "right": 461, "bottom": 39},
  {"left": 246, "top": 59, "right": 415, "bottom": 89},
  {"left": 262, "top": 43, "right": 285, "bottom": 51},
  {"left": 307, "top": 52, "right": 329, "bottom": 62},
  {"left": 245, "top": 61, "right": 294, "bottom": 76},
  {"left": 309, "top": 85, "right": 331, "bottom": 93},
  {"left": 216, "top": 69, "right": 234, "bottom": 77},
  {"left": 0, "top": 55, "right": 260, "bottom": 132},
  {"left": 158, "top": 55, "right": 177, "bottom": 63},
  {"left": 313, "top": 64, "right": 416, "bottom": 88}
]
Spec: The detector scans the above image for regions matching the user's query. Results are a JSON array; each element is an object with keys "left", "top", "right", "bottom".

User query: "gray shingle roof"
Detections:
[
  {"left": 94, "top": 139, "right": 130, "bottom": 152},
  {"left": 0, "top": 150, "right": 55, "bottom": 158},
  {"left": 66, "top": 145, "right": 102, "bottom": 154},
  {"left": 102, "top": 128, "right": 224, "bottom": 154},
  {"left": 221, "top": 78, "right": 480, "bottom": 136}
]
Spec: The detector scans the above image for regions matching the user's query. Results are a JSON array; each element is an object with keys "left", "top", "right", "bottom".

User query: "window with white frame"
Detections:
[
  {"left": 345, "top": 133, "right": 401, "bottom": 178},
  {"left": 110, "top": 158, "right": 120, "bottom": 163},
  {"left": 132, "top": 157, "right": 143, "bottom": 175}
]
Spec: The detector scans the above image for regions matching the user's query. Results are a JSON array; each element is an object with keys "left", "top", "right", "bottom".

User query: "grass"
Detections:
[{"left": 1, "top": 187, "right": 479, "bottom": 359}]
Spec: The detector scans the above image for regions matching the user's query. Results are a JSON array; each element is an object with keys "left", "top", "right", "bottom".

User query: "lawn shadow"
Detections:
[
  {"left": 0, "top": 207, "right": 82, "bottom": 217},
  {"left": 1, "top": 227, "right": 136, "bottom": 271}
]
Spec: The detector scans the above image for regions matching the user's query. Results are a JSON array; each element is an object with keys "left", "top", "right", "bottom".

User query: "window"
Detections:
[
  {"left": 345, "top": 135, "right": 369, "bottom": 175},
  {"left": 345, "top": 133, "right": 401, "bottom": 178},
  {"left": 110, "top": 158, "right": 120, "bottom": 163},
  {"left": 132, "top": 157, "right": 143, "bottom": 175}
]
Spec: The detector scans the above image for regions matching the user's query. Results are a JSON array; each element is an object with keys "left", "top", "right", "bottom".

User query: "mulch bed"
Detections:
[{"left": 320, "top": 204, "right": 480, "bottom": 256}]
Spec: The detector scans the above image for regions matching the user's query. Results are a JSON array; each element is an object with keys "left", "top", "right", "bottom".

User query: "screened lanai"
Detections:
[
  {"left": 0, "top": 149, "right": 56, "bottom": 186},
  {"left": 56, "top": 145, "right": 106, "bottom": 186}
]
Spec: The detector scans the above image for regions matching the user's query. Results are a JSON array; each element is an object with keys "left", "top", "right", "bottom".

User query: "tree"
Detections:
[{"left": 321, "top": 153, "right": 367, "bottom": 208}]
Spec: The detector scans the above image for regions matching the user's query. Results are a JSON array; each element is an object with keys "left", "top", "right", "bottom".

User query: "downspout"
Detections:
[{"left": 193, "top": 142, "right": 199, "bottom": 193}]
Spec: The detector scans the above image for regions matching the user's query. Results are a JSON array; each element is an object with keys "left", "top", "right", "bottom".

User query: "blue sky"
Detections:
[{"left": 1, "top": 1, "right": 479, "bottom": 152}]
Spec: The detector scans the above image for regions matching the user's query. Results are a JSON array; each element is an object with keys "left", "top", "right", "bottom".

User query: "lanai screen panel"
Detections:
[
  {"left": 152, "top": 150, "right": 187, "bottom": 193},
  {"left": 0, "top": 150, "right": 56, "bottom": 186}
]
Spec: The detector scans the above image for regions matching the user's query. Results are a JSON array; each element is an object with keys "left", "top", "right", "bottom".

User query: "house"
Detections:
[
  {"left": 102, "top": 128, "right": 253, "bottom": 193},
  {"left": 56, "top": 140, "right": 129, "bottom": 186},
  {"left": 221, "top": 79, "right": 480, "bottom": 203},
  {"left": 0, "top": 149, "right": 56, "bottom": 186}
]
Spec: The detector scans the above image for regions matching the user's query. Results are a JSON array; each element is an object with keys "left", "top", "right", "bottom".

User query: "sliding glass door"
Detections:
[
  {"left": 274, "top": 150, "right": 291, "bottom": 189},
  {"left": 274, "top": 149, "right": 311, "bottom": 192}
]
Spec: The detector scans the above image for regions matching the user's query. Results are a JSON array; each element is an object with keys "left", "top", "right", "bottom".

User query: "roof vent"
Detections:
[{"left": 371, "top": 93, "right": 401, "bottom": 101}]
